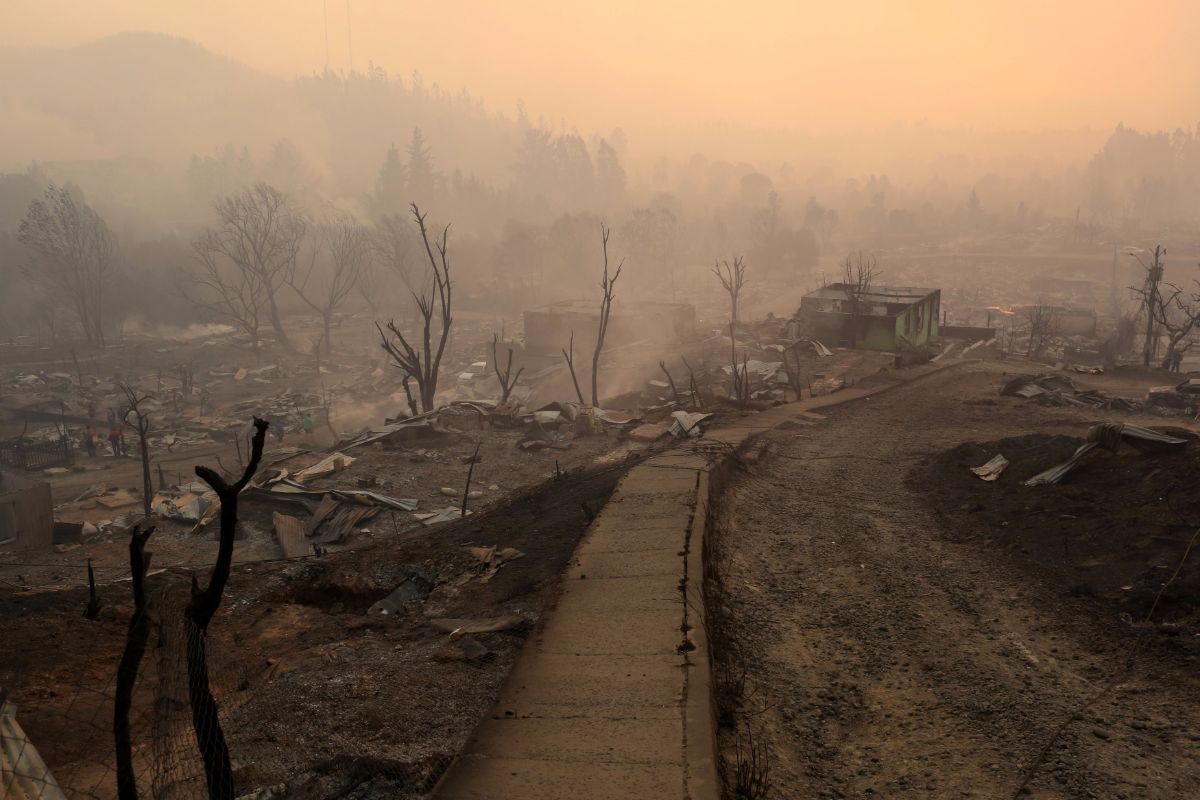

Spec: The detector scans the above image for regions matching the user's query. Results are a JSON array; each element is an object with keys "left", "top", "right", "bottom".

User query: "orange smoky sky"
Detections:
[{"left": 4, "top": 0, "right": 1199, "bottom": 139}]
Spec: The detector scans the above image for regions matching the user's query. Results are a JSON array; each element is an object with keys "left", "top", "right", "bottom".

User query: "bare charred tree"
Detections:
[
  {"left": 782, "top": 344, "right": 805, "bottom": 401},
  {"left": 186, "top": 418, "right": 268, "bottom": 800},
  {"left": 841, "top": 251, "right": 878, "bottom": 348},
  {"left": 461, "top": 442, "right": 481, "bottom": 517},
  {"left": 186, "top": 241, "right": 266, "bottom": 350},
  {"left": 355, "top": 261, "right": 384, "bottom": 318},
  {"left": 84, "top": 558, "right": 103, "bottom": 620},
  {"left": 491, "top": 334, "right": 524, "bottom": 403},
  {"left": 729, "top": 324, "right": 751, "bottom": 405},
  {"left": 18, "top": 184, "right": 116, "bottom": 347},
  {"left": 288, "top": 213, "right": 371, "bottom": 354},
  {"left": 1130, "top": 245, "right": 1166, "bottom": 366},
  {"left": 1026, "top": 302, "right": 1058, "bottom": 358},
  {"left": 681, "top": 356, "right": 704, "bottom": 409},
  {"left": 372, "top": 212, "right": 417, "bottom": 287},
  {"left": 119, "top": 384, "right": 154, "bottom": 518},
  {"left": 712, "top": 256, "right": 747, "bottom": 328},
  {"left": 377, "top": 204, "right": 453, "bottom": 413},
  {"left": 114, "top": 522, "right": 155, "bottom": 800},
  {"left": 1131, "top": 267, "right": 1200, "bottom": 370},
  {"left": 659, "top": 360, "right": 682, "bottom": 405},
  {"left": 178, "top": 364, "right": 195, "bottom": 398},
  {"left": 562, "top": 330, "right": 585, "bottom": 405},
  {"left": 191, "top": 184, "right": 305, "bottom": 351},
  {"left": 591, "top": 224, "right": 624, "bottom": 407}
]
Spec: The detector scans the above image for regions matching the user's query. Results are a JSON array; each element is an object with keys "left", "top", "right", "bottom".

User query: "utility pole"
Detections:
[
  {"left": 1141, "top": 245, "right": 1165, "bottom": 367},
  {"left": 346, "top": 0, "right": 354, "bottom": 73},
  {"left": 323, "top": 0, "right": 330, "bottom": 71}
]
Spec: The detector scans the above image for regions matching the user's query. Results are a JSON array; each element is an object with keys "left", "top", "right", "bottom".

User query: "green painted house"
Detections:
[{"left": 796, "top": 284, "right": 940, "bottom": 350}]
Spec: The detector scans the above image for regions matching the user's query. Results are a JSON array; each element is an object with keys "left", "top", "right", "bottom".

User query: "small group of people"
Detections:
[
  {"left": 1162, "top": 346, "right": 1189, "bottom": 373},
  {"left": 80, "top": 420, "right": 126, "bottom": 457},
  {"left": 270, "top": 413, "right": 315, "bottom": 442}
]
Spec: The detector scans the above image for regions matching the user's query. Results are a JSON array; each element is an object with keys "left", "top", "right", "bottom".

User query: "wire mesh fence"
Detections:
[
  {"left": 1, "top": 571, "right": 462, "bottom": 800},
  {"left": 1, "top": 435, "right": 629, "bottom": 799}
]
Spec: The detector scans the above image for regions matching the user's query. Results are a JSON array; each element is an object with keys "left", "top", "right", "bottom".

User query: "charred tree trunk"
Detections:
[
  {"left": 659, "top": 360, "right": 682, "bottom": 405},
  {"left": 114, "top": 523, "right": 155, "bottom": 800},
  {"left": 185, "top": 418, "right": 268, "bottom": 800},
  {"left": 562, "top": 331, "right": 585, "bottom": 405},
  {"left": 590, "top": 225, "right": 623, "bottom": 407},
  {"left": 265, "top": 293, "right": 291, "bottom": 352},
  {"left": 119, "top": 384, "right": 155, "bottom": 518},
  {"left": 491, "top": 334, "right": 524, "bottom": 404}
]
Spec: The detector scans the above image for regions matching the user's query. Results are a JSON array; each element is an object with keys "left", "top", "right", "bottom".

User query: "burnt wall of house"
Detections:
[{"left": 0, "top": 473, "right": 54, "bottom": 550}]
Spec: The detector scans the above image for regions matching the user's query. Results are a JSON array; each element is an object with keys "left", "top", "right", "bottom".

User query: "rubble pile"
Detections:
[{"left": 1000, "top": 373, "right": 1141, "bottom": 411}]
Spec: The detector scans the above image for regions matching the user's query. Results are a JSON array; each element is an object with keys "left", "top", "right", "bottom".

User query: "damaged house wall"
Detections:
[
  {"left": 0, "top": 469, "right": 54, "bottom": 551},
  {"left": 797, "top": 285, "right": 941, "bottom": 351}
]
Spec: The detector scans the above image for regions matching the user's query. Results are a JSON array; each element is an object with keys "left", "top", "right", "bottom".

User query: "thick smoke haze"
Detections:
[
  {"left": 4, "top": 1, "right": 1199, "bottom": 156},
  {"left": 1, "top": 1, "right": 1199, "bottom": 340}
]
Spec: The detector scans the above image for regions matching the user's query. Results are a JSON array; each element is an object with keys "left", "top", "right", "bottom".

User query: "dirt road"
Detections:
[{"left": 712, "top": 363, "right": 1200, "bottom": 798}]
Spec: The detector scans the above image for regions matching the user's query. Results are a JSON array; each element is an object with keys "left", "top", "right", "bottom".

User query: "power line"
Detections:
[{"left": 345, "top": 0, "right": 353, "bottom": 73}]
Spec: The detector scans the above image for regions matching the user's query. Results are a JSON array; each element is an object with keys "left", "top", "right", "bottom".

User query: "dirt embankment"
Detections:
[
  {"left": 913, "top": 432, "right": 1200, "bottom": 643},
  {"left": 0, "top": 457, "right": 633, "bottom": 799}
]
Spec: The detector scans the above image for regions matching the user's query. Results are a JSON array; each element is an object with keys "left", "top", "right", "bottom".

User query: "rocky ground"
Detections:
[{"left": 710, "top": 360, "right": 1200, "bottom": 799}]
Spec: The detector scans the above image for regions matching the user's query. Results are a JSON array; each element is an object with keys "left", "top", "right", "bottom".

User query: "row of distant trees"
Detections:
[
  {"left": 10, "top": 175, "right": 824, "bottom": 348},
  {"left": 14, "top": 182, "right": 383, "bottom": 353}
]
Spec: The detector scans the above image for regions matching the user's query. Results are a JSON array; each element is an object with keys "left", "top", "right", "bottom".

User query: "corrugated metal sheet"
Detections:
[{"left": 272, "top": 512, "right": 310, "bottom": 559}]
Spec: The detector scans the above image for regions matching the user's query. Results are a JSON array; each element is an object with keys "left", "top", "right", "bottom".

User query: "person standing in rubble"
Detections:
[
  {"left": 1172, "top": 347, "right": 1186, "bottom": 373},
  {"left": 82, "top": 423, "right": 97, "bottom": 457},
  {"left": 274, "top": 418, "right": 285, "bottom": 442},
  {"left": 302, "top": 412, "right": 315, "bottom": 440},
  {"left": 107, "top": 424, "right": 123, "bottom": 456}
]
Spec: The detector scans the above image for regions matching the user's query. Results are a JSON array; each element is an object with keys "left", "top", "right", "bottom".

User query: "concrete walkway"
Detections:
[{"left": 432, "top": 361, "right": 963, "bottom": 799}]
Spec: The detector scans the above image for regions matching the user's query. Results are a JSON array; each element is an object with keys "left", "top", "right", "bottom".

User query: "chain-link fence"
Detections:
[
  {"left": 3, "top": 450, "right": 631, "bottom": 799},
  {"left": 1, "top": 567, "right": 464, "bottom": 800}
]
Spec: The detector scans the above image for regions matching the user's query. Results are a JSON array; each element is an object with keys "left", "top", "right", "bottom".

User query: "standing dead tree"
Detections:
[
  {"left": 191, "top": 184, "right": 305, "bottom": 351},
  {"left": 373, "top": 211, "right": 417, "bottom": 285},
  {"left": 1131, "top": 267, "right": 1200, "bottom": 370},
  {"left": 712, "top": 256, "right": 747, "bottom": 328},
  {"left": 114, "top": 522, "right": 155, "bottom": 800},
  {"left": 18, "top": 183, "right": 116, "bottom": 347},
  {"left": 841, "top": 252, "right": 878, "bottom": 348},
  {"left": 562, "top": 330, "right": 585, "bottom": 405},
  {"left": 729, "top": 325, "right": 751, "bottom": 405},
  {"left": 1131, "top": 245, "right": 1166, "bottom": 367},
  {"left": 118, "top": 384, "right": 154, "bottom": 518},
  {"left": 681, "top": 356, "right": 704, "bottom": 409},
  {"left": 178, "top": 364, "right": 195, "bottom": 397},
  {"left": 365, "top": 213, "right": 417, "bottom": 322},
  {"left": 782, "top": 344, "right": 805, "bottom": 401},
  {"left": 377, "top": 204, "right": 453, "bottom": 413},
  {"left": 287, "top": 213, "right": 371, "bottom": 355},
  {"left": 491, "top": 334, "right": 524, "bottom": 403},
  {"left": 461, "top": 442, "right": 481, "bottom": 518},
  {"left": 187, "top": 241, "right": 266, "bottom": 350},
  {"left": 187, "top": 418, "right": 268, "bottom": 800},
  {"left": 84, "top": 559, "right": 103, "bottom": 620},
  {"left": 659, "top": 360, "right": 682, "bottom": 405},
  {"left": 590, "top": 224, "right": 624, "bottom": 407},
  {"left": 1026, "top": 302, "right": 1058, "bottom": 359}
]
